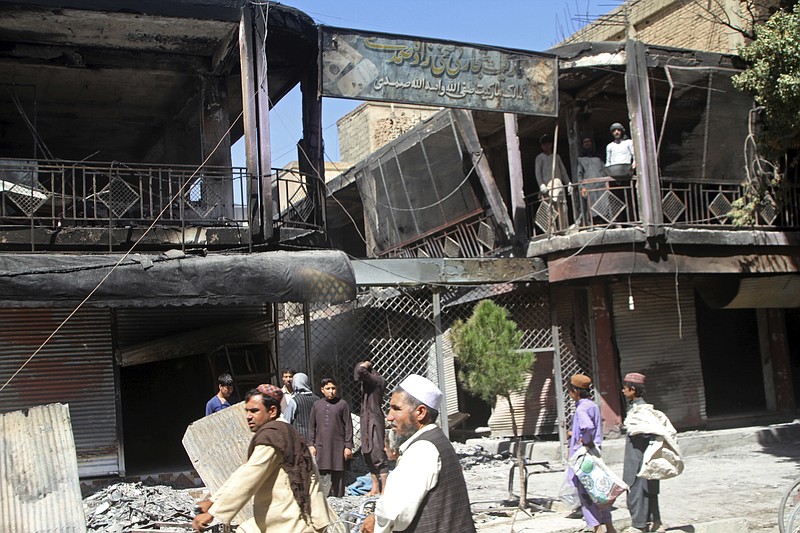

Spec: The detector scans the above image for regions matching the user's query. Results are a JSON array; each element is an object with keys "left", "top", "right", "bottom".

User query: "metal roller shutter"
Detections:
[
  {"left": 0, "top": 308, "right": 120, "bottom": 477},
  {"left": 611, "top": 277, "right": 706, "bottom": 428}
]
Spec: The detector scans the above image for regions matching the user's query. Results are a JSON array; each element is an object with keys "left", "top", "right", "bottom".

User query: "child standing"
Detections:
[{"left": 308, "top": 377, "right": 354, "bottom": 497}]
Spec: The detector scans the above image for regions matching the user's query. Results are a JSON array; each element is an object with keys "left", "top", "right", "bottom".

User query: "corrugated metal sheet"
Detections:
[
  {"left": 611, "top": 277, "right": 706, "bottom": 428},
  {"left": 1, "top": 403, "right": 87, "bottom": 532},
  {"left": 183, "top": 403, "right": 253, "bottom": 525},
  {"left": 0, "top": 308, "right": 120, "bottom": 477},
  {"left": 433, "top": 337, "right": 459, "bottom": 417},
  {"left": 487, "top": 350, "right": 559, "bottom": 437}
]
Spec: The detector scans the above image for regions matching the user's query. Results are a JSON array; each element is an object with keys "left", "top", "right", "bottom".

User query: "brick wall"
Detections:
[
  {"left": 337, "top": 102, "right": 440, "bottom": 162},
  {"left": 560, "top": 0, "right": 777, "bottom": 54}
]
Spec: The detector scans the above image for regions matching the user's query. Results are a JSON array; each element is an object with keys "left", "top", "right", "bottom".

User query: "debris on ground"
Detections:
[{"left": 84, "top": 482, "right": 198, "bottom": 532}]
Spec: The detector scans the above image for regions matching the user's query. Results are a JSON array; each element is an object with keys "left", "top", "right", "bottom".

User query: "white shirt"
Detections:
[
  {"left": 606, "top": 138, "right": 635, "bottom": 166},
  {"left": 374, "top": 424, "right": 441, "bottom": 533}
]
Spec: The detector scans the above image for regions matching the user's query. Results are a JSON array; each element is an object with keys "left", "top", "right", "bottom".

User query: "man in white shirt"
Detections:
[
  {"left": 606, "top": 122, "right": 635, "bottom": 169},
  {"left": 361, "top": 375, "right": 475, "bottom": 533}
]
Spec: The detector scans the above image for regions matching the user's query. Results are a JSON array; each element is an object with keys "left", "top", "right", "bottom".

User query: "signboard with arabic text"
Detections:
[{"left": 320, "top": 27, "right": 558, "bottom": 116}]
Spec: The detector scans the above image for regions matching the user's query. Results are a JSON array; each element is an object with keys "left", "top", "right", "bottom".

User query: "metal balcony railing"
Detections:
[
  {"left": 525, "top": 175, "right": 800, "bottom": 239},
  {"left": 378, "top": 211, "right": 500, "bottom": 259},
  {"left": 0, "top": 158, "right": 249, "bottom": 230},
  {"left": 271, "top": 168, "right": 319, "bottom": 231}
]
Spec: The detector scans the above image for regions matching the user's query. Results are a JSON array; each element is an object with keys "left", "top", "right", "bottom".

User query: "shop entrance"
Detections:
[{"left": 695, "top": 295, "right": 765, "bottom": 416}]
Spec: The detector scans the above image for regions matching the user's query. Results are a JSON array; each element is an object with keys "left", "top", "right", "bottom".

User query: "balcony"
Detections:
[
  {"left": 0, "top": 158, "right": 250, "bottom": 251},
  {"left": 525, "top": 175, "right": 800, "bottom": 239}
]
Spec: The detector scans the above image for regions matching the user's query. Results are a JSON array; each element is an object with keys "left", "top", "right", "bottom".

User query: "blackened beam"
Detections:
[
  {"left": 352, "top": 258, "right": 546, "bottom": 286},
  {"left": 625, "top": 40, "right": 664, "bottom": 240},
  {"left": 452, "top": 109, "right": 515, "bottom": 241}
]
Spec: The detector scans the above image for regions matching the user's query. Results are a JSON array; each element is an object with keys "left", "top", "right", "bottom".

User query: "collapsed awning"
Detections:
[{"left": 0, "top": 249, "right": 355, "bottom": 307}]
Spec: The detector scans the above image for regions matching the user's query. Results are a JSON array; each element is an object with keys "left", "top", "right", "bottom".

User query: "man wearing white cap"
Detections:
[{"left": 361, "top": 374, "right": 475, "bottom": 533}]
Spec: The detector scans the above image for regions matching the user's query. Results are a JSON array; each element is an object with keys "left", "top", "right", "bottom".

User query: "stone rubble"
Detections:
[{"left": 84, "top": 482, "right": 198, "bottom": 532}]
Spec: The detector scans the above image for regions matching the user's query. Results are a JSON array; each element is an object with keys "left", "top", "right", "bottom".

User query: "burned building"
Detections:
[
  {"left": 0, "top": 0, "right": 353, "bottom": 480},
  {"left": 321, "top": 36, "right": 800, "bottom": 441}
]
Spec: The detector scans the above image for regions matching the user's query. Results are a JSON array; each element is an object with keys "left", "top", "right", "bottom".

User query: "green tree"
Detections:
[
  {"left": 734, "top": 2, "right": 800, "bottom": 154},
  {"left": 731, "top": 3, "right": 800, "bottom": 223},
  {"left": 450, "top": 300, "right": 534, "bottom": 509}
]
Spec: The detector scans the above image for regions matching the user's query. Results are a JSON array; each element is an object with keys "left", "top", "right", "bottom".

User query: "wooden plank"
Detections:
[
  {"left": 298, "top": 62, "right": 325, "bottom": 231},
  {"left": 452, "top": 108, "right": 514, "bottom": 240},
  {"left": 201, "top": 75, "right": 234, "bottom": 219}
]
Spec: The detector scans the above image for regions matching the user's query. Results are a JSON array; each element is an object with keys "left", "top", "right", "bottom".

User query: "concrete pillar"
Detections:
[{"left": 201, "top": 75, "right": 234, "bottom": 220}]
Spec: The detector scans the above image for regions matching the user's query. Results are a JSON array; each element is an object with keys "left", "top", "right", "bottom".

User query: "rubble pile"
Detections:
[
  {"left": 453, "top": 442, "right": 506, "bottom": 470},
  {"left": 84, "top": 482, "right": 198, "bottom": 532}
]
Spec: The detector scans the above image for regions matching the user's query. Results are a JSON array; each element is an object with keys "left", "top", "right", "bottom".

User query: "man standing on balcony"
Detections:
[
  {"left": 576, "top": 137, "right": 606, "bottom": 225},
  {"left": 534, "top": 133, "right": 571, "bottom": 230},
  {"left": 606, "top": 122, "right": 635, "bottom": 174}
]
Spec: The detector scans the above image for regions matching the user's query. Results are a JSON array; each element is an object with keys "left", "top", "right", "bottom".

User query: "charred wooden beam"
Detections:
[
  {"left": 452, "top": 109, "right": 515, "bottom": 241},
  {"left": 626, "top": 40, "right": 664, "bottom": 240}
]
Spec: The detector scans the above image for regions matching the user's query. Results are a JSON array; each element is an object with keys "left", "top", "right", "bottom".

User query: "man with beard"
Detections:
[
  {"left": 192, "top": 384, "right": 335, "bottom": 533},
  {"left": 361, "top": 374, "right": 475, "bottom": 533}
]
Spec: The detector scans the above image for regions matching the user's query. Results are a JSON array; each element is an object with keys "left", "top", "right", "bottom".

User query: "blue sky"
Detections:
[{"left": 233, "top": 0, "right": 622, "bottom": 168}]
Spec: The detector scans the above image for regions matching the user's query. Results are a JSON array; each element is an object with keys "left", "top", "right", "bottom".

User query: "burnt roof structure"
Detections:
[{"left": 0, "top": 0, "right": 316, "bottom": 163}]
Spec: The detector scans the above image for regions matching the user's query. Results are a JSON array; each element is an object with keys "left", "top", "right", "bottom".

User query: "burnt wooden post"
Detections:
[
  {"left": 238, "top": 4, "right": 272, "bottom": 242},
  {"left": 298, "top": 62, "right": 326, "bottom": 233},
  {"left": 453, "top": 109, "right": 515, "bottom": 241},
  {"left": 504, "top": 113, "right": 528, "bottom": 240},
  {"left": 201, "top": 75, "right": 234, "bottom": 220},
  {"left": 625, "top": 40, "right": 664, "bottom": 241}
]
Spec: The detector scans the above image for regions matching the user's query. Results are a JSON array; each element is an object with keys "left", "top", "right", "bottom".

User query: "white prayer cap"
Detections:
[{"left": 399, "top": 374, "right": 442, "bottom": 411}]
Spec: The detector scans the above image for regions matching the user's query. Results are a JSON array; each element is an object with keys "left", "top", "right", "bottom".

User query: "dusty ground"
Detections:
[
  {"left": 84, "top": 429, "right": 800, "bottom": 532},
  {"left": 462, "top": 437, "right": 800, "bottom": 532}
]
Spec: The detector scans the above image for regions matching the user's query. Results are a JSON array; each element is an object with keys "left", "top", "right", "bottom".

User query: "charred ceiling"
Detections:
[{"left": 0, "top": 0, "right": 316, "bottom": 163}]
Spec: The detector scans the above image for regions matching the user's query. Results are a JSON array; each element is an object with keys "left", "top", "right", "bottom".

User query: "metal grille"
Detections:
[
  {"left": 276, "top": 282, "right": 554, "bottom": 436},
  {"left": 551, "top": 286, "right": 595, "bottom": 435},
  {"left": 355, "top": 110, "right": 483, "bottom": 255}
]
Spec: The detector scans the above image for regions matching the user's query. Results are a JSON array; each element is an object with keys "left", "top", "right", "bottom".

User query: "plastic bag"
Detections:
[
  {"left": 569, "top": 445, "right": 628, "bottom": 507},
  {"left": 558, "top": 469, "right": 580, "bottom": 509}
]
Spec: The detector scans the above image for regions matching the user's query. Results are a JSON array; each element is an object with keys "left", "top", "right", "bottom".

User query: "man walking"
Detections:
[
  {"left": 568, "top": 374, "right": 617, "bottom": 533},
  {"left": 354, "top": 359, "right": 389, "bottom": 495},
  {"left": 205, "top": 373, "right": 234, "bottom": 416},
  {"left": 361, "top": 374, "right": 475, "bottom": 533},
  {"left": 623, "top": 372, "right": 668, "bottom": 533},
  {"left": 192, "top": 384, "right": 335, "bottom": 532}
]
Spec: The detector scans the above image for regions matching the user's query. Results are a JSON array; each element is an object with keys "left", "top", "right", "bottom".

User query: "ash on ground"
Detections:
[
  {"left": 84, "top": 482, "right": 199, "bottom": 532},
  {"left": 82, "top": 443, "right": 508, "bottom": 532}
]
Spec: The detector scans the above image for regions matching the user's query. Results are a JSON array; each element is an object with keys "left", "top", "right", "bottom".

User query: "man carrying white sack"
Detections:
[{"left": 361, "top": 374, "right": 476, "bottom": 533}]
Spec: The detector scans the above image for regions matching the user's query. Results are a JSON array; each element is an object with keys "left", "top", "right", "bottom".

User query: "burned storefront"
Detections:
[
  {"left": 320, "top": 38, "right": 800, "bottom": 441},
  {"left": 0, "top": 0, "right": 350, "bottom": 480}
]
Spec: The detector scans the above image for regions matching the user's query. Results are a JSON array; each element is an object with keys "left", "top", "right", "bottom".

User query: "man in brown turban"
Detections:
[{"left": 192, "top": 384, "right": 335, "bottom": 533}]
